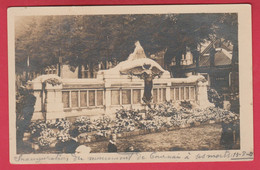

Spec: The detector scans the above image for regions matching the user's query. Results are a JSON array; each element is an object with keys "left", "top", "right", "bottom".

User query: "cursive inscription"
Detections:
[{"left": 12, "top": 150, "right": 254, "bottom": 164}]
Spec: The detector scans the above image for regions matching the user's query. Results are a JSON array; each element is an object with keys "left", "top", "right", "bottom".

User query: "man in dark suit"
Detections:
[{"left": 108, "top": 134, "right": 117, "bottom": 152}]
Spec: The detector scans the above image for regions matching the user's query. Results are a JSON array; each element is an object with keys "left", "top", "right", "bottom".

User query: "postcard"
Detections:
[{"left": 8, "top": 4, "right": 253, "bottom": 164}]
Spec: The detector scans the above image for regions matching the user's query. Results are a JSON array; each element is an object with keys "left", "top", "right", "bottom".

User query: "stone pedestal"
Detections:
[
  {"left": 166, "top": 81, "right": 171, "bottom": 101},
  {"left": 29, "top": 75, "right": 65, "bottom": 120},
  {"left": 197, "top": 81, "right": 214, "bottom": 108},
  {"left": 30, "top": 82, "right": 45, "bottom": 120},
  {"left": 44, "top": 83, "right": 65, "bottom": 120}
]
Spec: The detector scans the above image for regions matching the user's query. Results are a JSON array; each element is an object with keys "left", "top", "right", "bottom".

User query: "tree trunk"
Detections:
[
  {"left": 78, "top": 64, "right": 82, "bottom": 78},
  {"left": 174, "top": 52, "right": 183, "bottom": 78},
  {"left": 231, "top": 42, "right": 239, "bottom": 93},
  {"left": 230, "top": 42, "right": 239, "bottom": 113},
  {"left": 191, "top": 49, "right": 200, "bottom": 75}
]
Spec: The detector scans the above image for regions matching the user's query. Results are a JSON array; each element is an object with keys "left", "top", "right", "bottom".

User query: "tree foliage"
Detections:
[{"left": 15, "top": 13, "right": 238, "bottom": 76}]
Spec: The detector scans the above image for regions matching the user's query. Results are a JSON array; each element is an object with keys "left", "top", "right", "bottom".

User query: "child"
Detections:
[{"left": 108, "top": 134, "right": 117, "bottom": 152}]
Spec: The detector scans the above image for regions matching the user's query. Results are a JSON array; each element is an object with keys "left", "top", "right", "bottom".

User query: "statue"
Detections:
[
  {"left": 139, "top": 65, "right": 161, "bottom": 108},
  {"left": 127, "top": 41, "right": 147, "bottom": 61},
  {"left": 120, "top": 41, "right": 164, "bottom": 108}
]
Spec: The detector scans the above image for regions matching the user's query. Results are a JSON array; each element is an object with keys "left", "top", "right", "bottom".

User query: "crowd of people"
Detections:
[
  {"left": 54, "top": 129, "right": 140, "bottom": 154},
  {"left": 53, "top": 123, "right": 239, "bottom": 154}
]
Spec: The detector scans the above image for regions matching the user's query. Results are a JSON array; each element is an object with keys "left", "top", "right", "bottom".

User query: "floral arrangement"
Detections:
[
  {"left": 113, "top": 119, "right": 136, "bottom": 133},
  {"left": 74, "top": 116, "right": 91, "bottom": 125},
  {"left": 74, "top": 116, "right": 93, "bottom": 133},
  {"left": 56, "top": 129, "right": 70, "bottom": 143},
  {"left": 54, "top": 118, "right": 72, "bottom": 130},
  {"left": 27, "top": 102, "right": 239, "bottom": 150},
  {"left": 93, "top": 115, "right": 112, "bottom": 131},
  {"left": 95, "top": 130, "right": 110, "bottom": 139},
  {"left": 149, "top": 102, "right": 178, "bottom": 117},
  {"left": 38, "top": 128, "right": 56, "bottom": 147},
  {"left": 29, "top": 120, "right": 47, "bottom": 138},
  {"left": 116, "top": 108, "right": 142, "bottom": 121}
]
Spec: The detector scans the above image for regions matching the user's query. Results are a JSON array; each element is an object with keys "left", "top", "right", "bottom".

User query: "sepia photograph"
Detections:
[{"left": 8, "top": 5, "right": 253, "bottom": 164}]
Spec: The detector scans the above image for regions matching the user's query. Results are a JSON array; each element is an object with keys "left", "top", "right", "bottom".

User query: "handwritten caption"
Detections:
[{"left": 13, "top": 150, "right": 253, "bottom": 163}]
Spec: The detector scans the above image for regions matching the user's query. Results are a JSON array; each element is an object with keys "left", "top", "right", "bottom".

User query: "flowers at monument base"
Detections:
[
  {"left": 56, "top": 129, "right": 70, "bottom": 143},
  {"left": 27, "top": 102, "right": 239, "bottom": 150},
  {"left": 74, "top": 116, "right": 91, "bottom": 125},
  {"left": 113, "top": 118, "right": 136, "bottom": 133},
  {"left": 54, "top": 118, "right": 72, "bottom": 130},
  {"left": 29, "top": 120, "right": 47, "bottom": 138},
  {"left": 116, "top": 108, "right": 142, "bottom": 121},
  {"left": 94, "top": 130, "right": 110, "bottom": 140},
  {"left": 74, "top": 116, "right": 94, "bottom": 133},
  {"left": 37, "top": 128, "right": 56, "bottom": 147}
]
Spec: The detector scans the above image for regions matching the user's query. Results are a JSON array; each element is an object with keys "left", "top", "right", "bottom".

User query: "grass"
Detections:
[
  {"left": 18, "top": 123, "right": 239, "bottom": 154},
  {"left": 87, "top": 123, "right": 230, "bottom": 153}
]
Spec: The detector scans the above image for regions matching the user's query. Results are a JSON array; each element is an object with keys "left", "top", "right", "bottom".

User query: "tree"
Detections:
[
  {"left": 15, "top": 16, "right": 74, "bottom": 74},
  {"left": 15, "top": 14, "right": 232, "bottom": 78},
  {"left": 213, "top": 13, "right": 239, "bottom": 113},
  {"left": 214, "top": 14, "right": 238, "bottom": 91}
]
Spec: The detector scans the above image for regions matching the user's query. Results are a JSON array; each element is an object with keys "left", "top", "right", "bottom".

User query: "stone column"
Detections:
[
  {"left": 104, "top": 81, "right": 111, "bottom": 115},
  {"left": 166, "top": 81, "right": 171, "bottom": 101},
  {"left": 29, "top": 81, "right": 44, "bottom": 120},
  {"left": 44, "top": 83, "right": 65, "bottom": 120},
  {"left": 197, "top": 81, "right": 214, "bottom": 108}
]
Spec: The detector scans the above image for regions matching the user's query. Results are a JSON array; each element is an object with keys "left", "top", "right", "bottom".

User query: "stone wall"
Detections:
[{"left": 29, "top": 73, "right": 213, "bottom": 120}]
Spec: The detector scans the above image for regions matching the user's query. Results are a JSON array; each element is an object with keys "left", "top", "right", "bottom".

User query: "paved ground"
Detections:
[{"left": 87, "top": 124, "right": 227, "bottom": 153}]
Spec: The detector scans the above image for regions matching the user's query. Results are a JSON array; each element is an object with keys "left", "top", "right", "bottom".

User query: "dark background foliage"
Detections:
[{"left": 15, "top": 13, "right": 238, "bottom": 74}]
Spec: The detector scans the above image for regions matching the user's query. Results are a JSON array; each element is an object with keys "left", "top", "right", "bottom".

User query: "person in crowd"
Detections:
[
  {"left": 74, "top": 135, "right": 92, "bottom": 154},
  {"left": 75, "top": 145, "right": 91, "bottom": 154},
  {"left": 63, "top": 128, "right": 81, "bottom": 153},
  {"left": 16, "top": 88, "right": 36, "bottom": 147},
  {"left": 220, "top": 121, "right": 234, "bottom": 149},
  {"left": 108, "top": 134, "right": 117, "bottom": 152},
  {"left": 56, "top": 128, "right": 81, "bottom": 153}
]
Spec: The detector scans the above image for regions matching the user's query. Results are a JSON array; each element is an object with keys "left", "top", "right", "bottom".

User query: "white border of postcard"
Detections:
[{"left": 8, "top": 4, "right": 253, "bottom": 164}]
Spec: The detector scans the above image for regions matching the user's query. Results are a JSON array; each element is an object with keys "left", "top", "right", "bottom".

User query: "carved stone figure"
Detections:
[{"left": 119, "top": 42, "right": 164, "bottom": 108}]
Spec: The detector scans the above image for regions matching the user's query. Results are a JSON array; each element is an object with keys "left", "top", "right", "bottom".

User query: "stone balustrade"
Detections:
[{"left": 29, "top": 73, "right": 213, "bottom": 120}]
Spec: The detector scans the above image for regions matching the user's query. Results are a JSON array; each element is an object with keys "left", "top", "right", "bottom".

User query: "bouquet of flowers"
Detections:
[
  {"left": 74, "top": 116, "right": 91, "bottom": 126},
  {"left": 152, "top": 102, "right": 178, "bottom": 117},
  {"left": 74, "top": 116, "right": 93, "bottom": 133},
  {"left": 113, "top": 119, "right": 136, "bottom": 133},
  {"left": 93, "top": 115, "right": 112, "bottom": 130},
  {"left": 116, "top": 108, "right": 142, "bottom": 121},
  {"left": 29, "top": 120, "right": 47, "bottom": 138},
  {"left": 37, "top": 128, "right": 57, "bottom": 147},
  {"left": 55, "top": 118, "right": 72, "bottom": 130},
  {"left": 56, "top": 129, "right": 70, "bottom": 143},
  {"left": 95, "top": 130, "right": 109, "bottom": 139}
]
